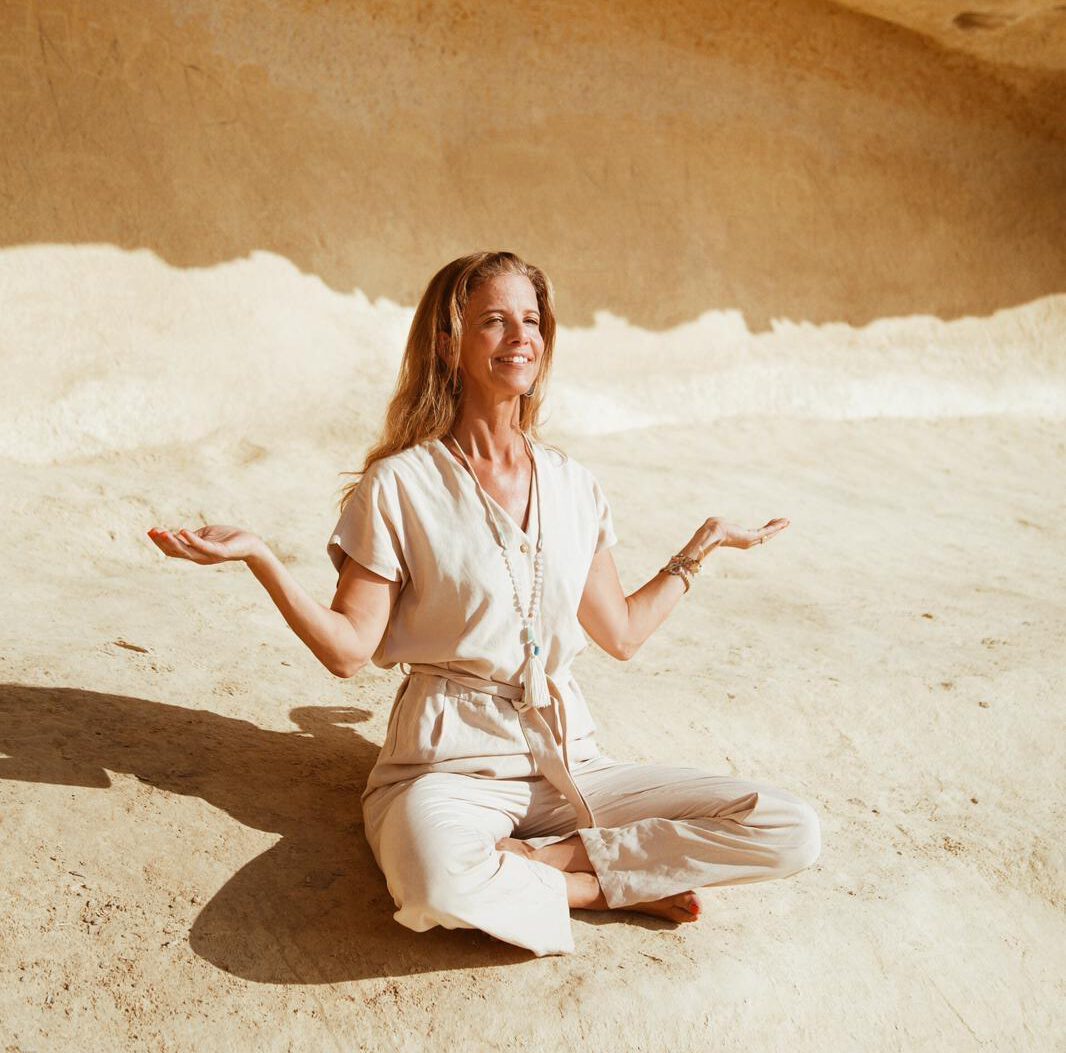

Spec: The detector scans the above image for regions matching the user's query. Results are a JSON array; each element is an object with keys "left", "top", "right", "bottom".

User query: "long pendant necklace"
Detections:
[{"left": 446, "top": 429, "right": 551, "bottom": 711}]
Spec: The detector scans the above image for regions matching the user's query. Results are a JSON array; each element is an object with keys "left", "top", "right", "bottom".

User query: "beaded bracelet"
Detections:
[{"left": 659, "top": 553, "right": 703, "bottom": 593}]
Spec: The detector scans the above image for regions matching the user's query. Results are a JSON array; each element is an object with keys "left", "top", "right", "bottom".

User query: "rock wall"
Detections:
[{"left": 2, "top": 0, "right": 1064, "bottom": 330}]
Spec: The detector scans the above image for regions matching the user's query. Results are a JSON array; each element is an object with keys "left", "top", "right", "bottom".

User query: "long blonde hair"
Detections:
[{"left": 339, "top": 251, "right": 560, "bottom": 511}]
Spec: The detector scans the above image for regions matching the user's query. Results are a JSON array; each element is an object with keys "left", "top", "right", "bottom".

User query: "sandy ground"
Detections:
[{"left": 3, "top": 400, "right": 1063, "bottom": 1049}]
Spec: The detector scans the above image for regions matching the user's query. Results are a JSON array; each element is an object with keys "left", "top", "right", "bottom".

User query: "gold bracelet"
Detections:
[{"left": 659, "top": 553, "right": 702, "bottom": 593}]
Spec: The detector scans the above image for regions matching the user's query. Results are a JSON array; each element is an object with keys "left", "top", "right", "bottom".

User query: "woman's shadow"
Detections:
[{"left": 0, "top": 682, "right": 531, "bottom": 982}]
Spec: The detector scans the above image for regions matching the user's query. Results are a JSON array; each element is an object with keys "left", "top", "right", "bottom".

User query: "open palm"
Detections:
[{"left": 146, "top": 524, "right": 261, "bottom": 565}]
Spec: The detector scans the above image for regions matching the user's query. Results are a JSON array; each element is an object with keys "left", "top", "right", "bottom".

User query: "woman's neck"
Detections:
[{"left": 450, "top": 401, "right": 526, "bottom": 467}]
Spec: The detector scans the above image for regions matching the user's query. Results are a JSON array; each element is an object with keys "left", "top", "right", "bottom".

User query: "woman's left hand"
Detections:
[{"left": 683, "top": 516, "right": 790, "bottom": 561}]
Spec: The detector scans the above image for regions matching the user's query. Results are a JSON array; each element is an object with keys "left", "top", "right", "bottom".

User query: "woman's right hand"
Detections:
[{"left": 146, "top": 525, "right": 264, "bottom": 565}]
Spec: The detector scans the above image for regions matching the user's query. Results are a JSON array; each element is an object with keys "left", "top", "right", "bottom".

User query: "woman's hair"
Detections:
[{"left": 338, "top": 250, "right": 559, "bottom": 511}]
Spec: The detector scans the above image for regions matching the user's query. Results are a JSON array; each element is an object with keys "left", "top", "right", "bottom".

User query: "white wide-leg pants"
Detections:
[{"left": 362, "top": 755, "right": 821, "bottom": 956}]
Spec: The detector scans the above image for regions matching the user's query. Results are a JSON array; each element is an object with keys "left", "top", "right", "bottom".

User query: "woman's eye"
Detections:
[{"left": 482, "top": 315, "right": 538, "bottom": 327}]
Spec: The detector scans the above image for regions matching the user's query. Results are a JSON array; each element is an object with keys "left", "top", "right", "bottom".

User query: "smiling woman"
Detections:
[
  {"left": 147, "top": 250, "right": 812, "bottom": 956},
  {"left": 339, "top": 252, "right": 559, "bottom": 495},
  {"left": 463, "top": 278, "right": 543, "bottom": 387}
]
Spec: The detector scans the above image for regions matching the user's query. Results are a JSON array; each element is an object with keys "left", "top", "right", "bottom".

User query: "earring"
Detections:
[{"left": 521, "top": 384, "right": 535, "bottom": 398}]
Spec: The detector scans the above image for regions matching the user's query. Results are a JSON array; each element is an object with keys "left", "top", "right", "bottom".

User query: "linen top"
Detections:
[{"left": 327, "top": 436, "right": 618, "bottom": 793}]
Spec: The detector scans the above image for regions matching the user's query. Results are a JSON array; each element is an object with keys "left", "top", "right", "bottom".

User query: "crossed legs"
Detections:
[{"left": 362, "top": 758, "right": 822, "bottom": 956}]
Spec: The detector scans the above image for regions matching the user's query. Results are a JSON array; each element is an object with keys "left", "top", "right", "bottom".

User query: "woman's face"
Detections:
[{"left": 451, "top": 273, "right": 545, "bottom": 402}]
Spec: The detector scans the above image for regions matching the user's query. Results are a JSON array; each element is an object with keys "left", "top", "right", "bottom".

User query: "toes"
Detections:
[
  {"left": 672, "top": 893, "right": 701, "bottom": 921},
  {"left": 668, "top": 902, "right": 700, "bottom": 923}
]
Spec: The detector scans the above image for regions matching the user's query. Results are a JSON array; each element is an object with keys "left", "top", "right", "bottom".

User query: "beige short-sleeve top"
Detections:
[{"left": 327, "top": 437, "right": 618, "bottom": 790}]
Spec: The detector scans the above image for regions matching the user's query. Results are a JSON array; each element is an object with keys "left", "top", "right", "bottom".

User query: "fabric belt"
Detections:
[{"left": 399, "top": 662, "right": 596, "bottom": 829}]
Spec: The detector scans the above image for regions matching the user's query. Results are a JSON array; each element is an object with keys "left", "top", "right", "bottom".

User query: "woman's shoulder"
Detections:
[
  {"left": 534, "top": 439, "right": 603, "bottom": 488},
  {"left": 359, "top": 441, "right": 437, "bottom": 483},
  {"left": 535, "top": 438, "right": 569, "bottom": 469},
  {"left": 340, "top": 444, "right": 437, "bottom": 515}
]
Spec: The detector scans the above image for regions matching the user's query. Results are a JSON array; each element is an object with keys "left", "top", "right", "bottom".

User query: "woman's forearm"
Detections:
[
  {"left": 244, "top": 544, "right": 366, "bottom": 676},
  {"left": 619, "top": 574, "right": 687, "bottom": 658},
  {"left": 619, "top": 539, "right": 719, "bottom": 659}
]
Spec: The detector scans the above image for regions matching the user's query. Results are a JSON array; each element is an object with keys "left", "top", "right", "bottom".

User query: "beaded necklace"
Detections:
[{"left": 445, "top": 429, "right": 551, "bottom": 710}]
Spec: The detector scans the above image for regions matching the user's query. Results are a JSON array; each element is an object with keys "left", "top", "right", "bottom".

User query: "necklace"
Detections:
[{"left": 445, "top": 429, "right": 550, "bottom": 710}]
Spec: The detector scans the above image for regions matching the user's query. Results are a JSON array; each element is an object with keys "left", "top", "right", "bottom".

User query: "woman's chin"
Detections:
[{"left": 468, "top": 379, "right": 535, "bottom": 402}]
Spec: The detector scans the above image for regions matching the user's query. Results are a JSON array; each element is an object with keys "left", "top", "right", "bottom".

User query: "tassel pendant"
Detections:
[{"left": 520, "top": 645, "right": 551, "bottom": 711}]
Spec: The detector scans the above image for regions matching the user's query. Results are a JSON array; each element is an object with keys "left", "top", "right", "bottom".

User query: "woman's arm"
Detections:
[
  {"left": 577, "top": 516, "right": 789, "bottom": 661},
  {"left": 146, "top": 525, "right": 397, "bottom": 678},
  {"left": 247, "top": 544, "right": 398, "bottom": 677}
]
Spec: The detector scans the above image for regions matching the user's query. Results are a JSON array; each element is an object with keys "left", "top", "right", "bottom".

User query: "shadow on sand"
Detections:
[{"left": 0, "top": 682, "right": 534, "bottom": 982}]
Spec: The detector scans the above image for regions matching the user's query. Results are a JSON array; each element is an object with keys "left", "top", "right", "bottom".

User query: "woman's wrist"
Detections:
[
  {"left": 661, "top": 531, "right": 723, "bottom": 592},
  {"left": 681, "top": 538, "right": 720, "bottom": 565},
  {"left": 678, "top": 544, "right": 704, "bottom": 565},
  {"left": 656, "top": 520, "right": 726, "bottom": 593},
  {"left": 690, "top": 523, "right": 726, "bottom": 563},
  {"left": 659, "top": 556, "right": 697, "bottom": 593},
  {"left": 243, "top": 537, "right": 275, "bottom": 573}
]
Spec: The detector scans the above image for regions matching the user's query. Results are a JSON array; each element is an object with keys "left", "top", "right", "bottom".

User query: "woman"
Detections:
[{"left": 147, "top": 250, "right": 820, "bottom": 957}]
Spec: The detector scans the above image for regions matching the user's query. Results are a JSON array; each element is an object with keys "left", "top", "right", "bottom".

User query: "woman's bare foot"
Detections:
[
  {"left": 496, "top": 837, "right": 536, "bottom": 861},
  {"left": 496, "top": 834, "right": 594, "bottom": 873},
  {"left": 625, "top": 891, "right": 702, "bottom": 923},
  {"left": 498, "top": 840, "right": 702, "bottom": 924},
  {"left": 567, "top": 871, "right": 701, "bottom": 923}
]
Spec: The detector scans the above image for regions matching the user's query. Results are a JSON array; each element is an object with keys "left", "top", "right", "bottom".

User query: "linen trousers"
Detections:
[{"left": 362, "top": 753, "right": 821, "bottom": 956}]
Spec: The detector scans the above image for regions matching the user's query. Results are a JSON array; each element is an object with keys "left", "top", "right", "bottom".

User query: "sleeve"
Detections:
[
  {"left": 591, "top": 473, "right": 618, "bottom": 554},
  {"left": 326, "top": 465, "right": 408, "bottom": 585}
]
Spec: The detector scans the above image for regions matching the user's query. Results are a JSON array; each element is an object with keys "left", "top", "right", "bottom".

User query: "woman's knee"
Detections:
[
  {"left": 374, "top": 793, "right": 499, "bottom": 925},
  {"left": 379, "top": 839, "right": 489, "bottom": 931},
  {"left": 774, "top": 798, "right": 822, "bottom": 876},
  {"left": 392, "top": 868, "right": 474, "bottom": 930}
]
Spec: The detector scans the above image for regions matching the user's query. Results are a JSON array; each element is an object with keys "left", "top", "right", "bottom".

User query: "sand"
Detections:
[
  {"left": 2, "top": 0, "right": 1065, "bottom": 1049},
  {"left": 2, "top": 246, "right": 1064, "bottom": 1050}
]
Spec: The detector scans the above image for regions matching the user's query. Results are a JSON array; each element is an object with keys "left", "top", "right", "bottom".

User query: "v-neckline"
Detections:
[{"left": 436, "top": 435, "right": 539, "bottom": 542}]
